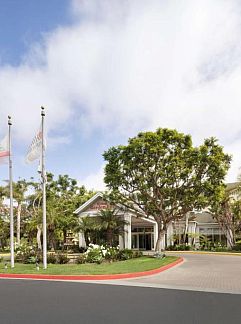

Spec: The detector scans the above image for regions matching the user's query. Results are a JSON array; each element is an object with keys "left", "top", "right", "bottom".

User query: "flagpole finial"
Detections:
[
  {"left": 41, "top": 106, "right": 45, "bottom": 117},
  {"left": 8, "top": 116, "right": 12, "bottom": 126}
]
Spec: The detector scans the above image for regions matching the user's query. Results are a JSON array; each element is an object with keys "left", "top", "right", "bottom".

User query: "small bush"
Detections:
[
  {"left": 85, "top": 248, "right": 103, "bottom": 264},
  {"left": 15, "top": 243, "right": 37, "bottom": 264},
  {"left": 104, "top": 246, "right": 119, "bottom": 261},
  {"left": 57, "top": 253, "right": 69, "bottom": 264},
  {"left": 47, "top": 254, "right": 57, "bottom": 264},
  {"left": 27, "top": 256, "right": 38, "bottom": 264},
  {"left": 133, "top": 250, "right": 143, "bottom": 258},
  {"left": 118, "top": 249, "right": 134, "bottom": 260},
  {"left": 75, "top": 254, "right": 86, "bottom": 264},
  {"left": 232, "top": 243, "right": 241, "bottom": 251},
  {"left": 212, "top": 247, "right": 230, "bottom": 252},
  {"left": 166, "top": 244, "right": 191, "bottom": 251},
  {"left": 153, "top": 252, "right": 165, "bottom": 259}
]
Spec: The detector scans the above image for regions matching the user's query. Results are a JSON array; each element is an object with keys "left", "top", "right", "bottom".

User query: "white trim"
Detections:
[
  {"left": 74, "top": 192, "right": 103, "bottom": 214},
  {"left": 140, "top": 217, "right": 156, "bottom": 224}
]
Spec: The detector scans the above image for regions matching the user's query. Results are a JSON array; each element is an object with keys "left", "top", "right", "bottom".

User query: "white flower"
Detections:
[{"left": 102, "top": 250, "right": 107, "bottom": 256}]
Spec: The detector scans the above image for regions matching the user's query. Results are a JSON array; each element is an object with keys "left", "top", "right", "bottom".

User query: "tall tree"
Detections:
[
  {"left": 211, "top": 187, "right": 241, "bottom": 247},
  {"left": 13, "top": 179, "right": 29, "bottom": 245},
  {"left": 0, "top": 186, "right": 9, "bottom": 250},
  {"left": 26, "top": 180, "right": 43, "bottom": 250},
  {"left": 25, "top": 173, "right": 94, "bottom": 250},
  {"left": 1, "top": 179, "right": 29, "bottom": 245},
  {"left": 46, "top": 174, "right": 94, "bottom": 248},
  {"left": 103, "top": 128, "right": 231, "bottom": 251}
]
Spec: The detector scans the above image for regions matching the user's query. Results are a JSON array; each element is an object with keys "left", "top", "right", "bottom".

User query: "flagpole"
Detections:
[
  {"left": 8, "top": 116, "right": 14, "bottom": 268},
  {"left": 41, "top": 106, "right": 47, "bottom": 269}
]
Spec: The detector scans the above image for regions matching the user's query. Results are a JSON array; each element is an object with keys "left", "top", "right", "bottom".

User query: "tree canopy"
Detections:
[
  {"left": 0, "top": 173, "right": 95, "bottom": 251},
  {"left": 103, "top": 128, "right": 231, "bottom": 251}
]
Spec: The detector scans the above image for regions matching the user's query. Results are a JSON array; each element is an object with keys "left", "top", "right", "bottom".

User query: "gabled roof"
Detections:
[
  {"left": 73, "top": 192, "right": 103, "bottom": 214},
  {"left": 226, "top": 182, "right": 240, "bottom": 192}
]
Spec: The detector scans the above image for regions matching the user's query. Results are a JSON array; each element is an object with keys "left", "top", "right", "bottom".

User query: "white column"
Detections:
[
  {"left": 118, "top": 235, "right": 124, "bottom": 249},
  {"left": 167, "top": 223, "right": 173, "bottom": 247},
  {"left": 79, "top": 232, "right": 86, "bottom": 248},
  {"left": 188, "top": 222, "right": 196, "bottom": 245},
  {"left": 195, "top": 224, "right": 200, "bottom": 248},
  {"left": 161, "top": 231, "right": 165, "bottom": 250},
  {"left": 124, "top": 214, "right": 132, "bottom": 249}
]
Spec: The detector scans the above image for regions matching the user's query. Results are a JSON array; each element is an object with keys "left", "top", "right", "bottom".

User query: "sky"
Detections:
[{"left": 1, "top": 0, "right": 241, "bottom": 190}]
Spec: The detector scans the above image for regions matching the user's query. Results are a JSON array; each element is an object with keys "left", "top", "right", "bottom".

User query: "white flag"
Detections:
[
  {"left": 0, "top": 135, "right": 9, "bottom": 165},
  {"left": 25, "top": 127, "right": 44, "bottom": 163}
]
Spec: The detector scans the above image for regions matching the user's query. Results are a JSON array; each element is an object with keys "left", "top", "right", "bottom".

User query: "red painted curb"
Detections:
[{"left": 0, "top": 257, "right": 183, "bottom": 281}]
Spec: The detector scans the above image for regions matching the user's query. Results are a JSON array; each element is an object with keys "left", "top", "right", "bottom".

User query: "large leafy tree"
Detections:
[
  {"left": 0, "top": 179, "right": 29, "bottom": 246},
  {"left": 0, "top": 186, "right": 9, "bottom": 250},
  {"left": 211, "top": 186, "right": 241, "bottom": 247},
  {"left": 26, "top": 173, "right": 94, "bottom": 250},
  {"left": 103, "top": 128, "right": 231, "bottom": 251},
  {"left": 46, "top": 174, "right": 94, "bottom": 248}
]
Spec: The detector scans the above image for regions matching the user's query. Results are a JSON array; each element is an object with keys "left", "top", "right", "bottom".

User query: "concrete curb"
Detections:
[
  {"left": 0, "top": 257, "right": 183, "bottom": 281},
  {"left": 167, "top": 251, "right": 241, "bottom": 256}
]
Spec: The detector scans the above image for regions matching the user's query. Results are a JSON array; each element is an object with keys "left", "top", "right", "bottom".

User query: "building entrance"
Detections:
[{"left": 131, "top": 227, "right": 154, "bottom": 250}]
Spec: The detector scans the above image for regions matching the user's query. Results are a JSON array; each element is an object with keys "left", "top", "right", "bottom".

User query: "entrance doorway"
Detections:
[{"left": 131, "top": 227, "right": 154, "bottom": 250}]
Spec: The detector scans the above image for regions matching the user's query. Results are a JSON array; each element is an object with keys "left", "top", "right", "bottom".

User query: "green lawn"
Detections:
[{"left": 0, "top": 256, "right": 178, "bottom": 275}]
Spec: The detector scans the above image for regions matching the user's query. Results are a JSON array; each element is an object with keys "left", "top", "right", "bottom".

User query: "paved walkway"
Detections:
[{"left": 89, "top": 253, "right": 241, "bottom": 294}]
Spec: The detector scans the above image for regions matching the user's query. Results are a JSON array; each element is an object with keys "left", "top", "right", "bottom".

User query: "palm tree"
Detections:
[
  {"left": 1, "top": 179, "right": 29, "bottom": 246},
  {"left": 13, "top": 179, "right": 29, "bottom": 245},
  {"left": 98, "top": 208, "right": 129, "bottom": 246},
  {"left": 77, "top": 216, "right": 98, "bottom": 246}
]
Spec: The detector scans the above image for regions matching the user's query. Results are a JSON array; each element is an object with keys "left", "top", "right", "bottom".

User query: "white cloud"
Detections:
[
  {"left": 1, "top": 0, "right": 241, "bottom": 181},
  {"left": 79, "top": 164, "right": 106, "bottom": 191}
]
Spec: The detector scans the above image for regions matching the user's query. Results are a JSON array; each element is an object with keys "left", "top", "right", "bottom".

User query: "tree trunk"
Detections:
[
  {"left": 37, "top": 225, "right": 42, "bottom": 250},
  {"left": 155, "top": 221, "right": 166, "bottom": 252},
  {"left": 16, "top": 203, "right": 22, "bottom": 245},
  {"left": 106, "top": 229, "right": 113, "bottom": 245},
  {"left": 183, "top": 213, "right": 189, "bottom": 244},
  {"left": 226, "top": 227, "right": 234, "bottom": 248}
]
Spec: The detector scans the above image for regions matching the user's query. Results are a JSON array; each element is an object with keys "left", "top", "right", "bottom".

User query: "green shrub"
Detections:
[
  {"left": 153, "top": 252, "right": 165, "bottom": 259},
  {"left": 133, "top": 250, "right": 143, "bottom": 258},
  {"left": 15, "top": 243, "right": 37, "bottom": 264},
  {"left": 104, "top": 246, "right": 119, "bottom": 261},
  {"left": 57, "top": 253, "right": 69, "bottom": 264},
  {"left": 75, "top": 254, "right": 86, "bottom": 264},
  {"left": 83, "top": 245, "right": 143, "bottom": 264},
  {"left": 232, "top": 243, "right": 241, "bottom": 251},
  {"left": 27, "top": 256, "right": 38, "bottom": 264},
  {"left": 211, "top": 246, "right": 230, "bottom": 252},
  {"left": 166, "top": 244, "right": 191, "bottom": 251},
  {"left": 47, "top": 254, "right": 57, "bottom": 264},
  {"left": 85, "top": 248, "right": 103, "bottom": 264},
  {"left": 118, "top": 249, "right": 134, "bottom": 260}
]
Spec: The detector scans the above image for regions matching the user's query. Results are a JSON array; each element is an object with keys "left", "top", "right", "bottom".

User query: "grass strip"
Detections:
[{"left": 0, "top": 256, "right": 178, "bottom": 275}]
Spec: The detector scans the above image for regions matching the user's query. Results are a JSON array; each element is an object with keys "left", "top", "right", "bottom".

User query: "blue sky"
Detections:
[
  {"left": 1, "top": 0, "right": 241, "bottom": 189},
  {"left": 0, "top": 0, "right": 71, "bottom": 66}
]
